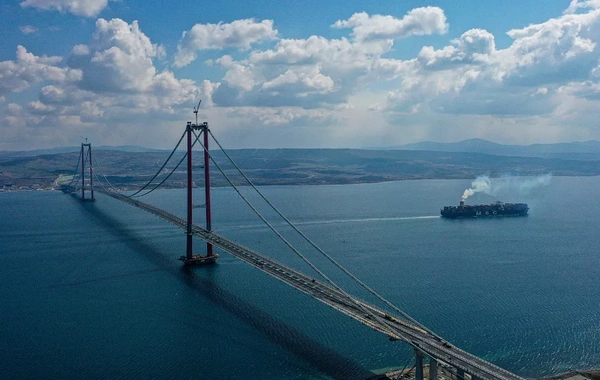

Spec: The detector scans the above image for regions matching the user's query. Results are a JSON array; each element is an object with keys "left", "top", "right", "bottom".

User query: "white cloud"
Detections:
[
  {"left": 216, "top": 56, "right": 256, "bottom": 91},
  {"left": 565, "top": 0, "right": 600, "bottom": 14},
  {"left": 498, "top": 10, "right": 600, "bottom": 85},
  {"left": 250, "top": 35, "right": 377, "bottom": 73},
  {"left": 261, "top": 65, "right": 335, "bottom": 94},
  {"left": 174, "top": 19, "right": 278, "bottom": 67},
  {"left": 227, "top": 106, "right": 330, "bottom": 126},
  {"left": 332, "top": 7, "right": 448, "bottom": 42},
  {"left": 0, "top": 45, "right": 82, "bottom": 96},
  {"left": 68, "top": 19, "right": 164, "bottom": 93},
  {"left": 7, "top": 103, "right": 24, "bottom": 115},
  {"left": 384, "top": 3, "right": 600, "bottom": 121},
  {"left": 6, "top": 5, "right": 600, "bottom": 150},
  {"left": 418, "top": 29, "right": 496, "bottom": 69},
  {"left": 72, "top": 44, "right": 90, "bottom": 55},
  {"left": 19, "top": 25, "right": 38, "bottom": 34},
  {"left": 20, "top": 0, "right": 110, "bottom": 17},
  {"left": 27, "top": 100, "right": 57, "bottom": 115},
  {"left": 0, "top": 19, "right": 212, "bottom": 149},
  {"left": 210, "top": 35, "right": 381, "bottom": 108}
]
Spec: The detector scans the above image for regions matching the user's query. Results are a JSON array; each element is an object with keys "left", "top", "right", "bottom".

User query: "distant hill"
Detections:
[
  {"left": 393, "top": 139, "right": 600, "bottom": 160},
  {"left": 3, "top": 148, "right": 600, "bottom": 190},
  {"left": 0, "top": 145, "right": 166, "bottom": 158},
  {"left": 5, "top": 139, "right": 600, "bottom": 160}
]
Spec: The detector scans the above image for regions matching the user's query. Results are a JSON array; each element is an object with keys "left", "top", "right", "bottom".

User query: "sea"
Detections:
[{"left": 1, "top": 176, "right": 599, "bottom": 379}]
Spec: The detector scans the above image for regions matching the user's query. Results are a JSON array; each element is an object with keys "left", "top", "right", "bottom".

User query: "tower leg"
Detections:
[
  {"left": 81, "top": 144, "right": 85, "bottom": 200},
  {"left": 203, "top": 125, "right": 213, "bottom": 257},
  {"left": 88, "top": 144, "right": 95, "bottom": 200},
  {"left": 415, "top": 349, "right": 424, "bottom": 380},
  {"left": 186, "top": 123, "right": 193, "bottom": 261},
  {"left": 429, "top": 358, "right": 438, "bottom": 380}
]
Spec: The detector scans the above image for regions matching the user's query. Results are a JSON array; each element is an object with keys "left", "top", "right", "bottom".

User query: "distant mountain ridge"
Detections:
[
  {"left": 394, "top": 139, "right": 600, "bottom": 160},
  {"left": 0, "top": 145, "right": 166, "bottom": 158},
  {"left": 4, "top": 139, "right": 600, "bottom": 161}
]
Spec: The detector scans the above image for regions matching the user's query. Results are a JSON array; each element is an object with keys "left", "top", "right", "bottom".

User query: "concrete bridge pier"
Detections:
[
  {"left": 429, "top": 358, "right": 438, "bottom": 380},
  {"left": 415, "top": 349, "right": 424, "bottom": 380}
]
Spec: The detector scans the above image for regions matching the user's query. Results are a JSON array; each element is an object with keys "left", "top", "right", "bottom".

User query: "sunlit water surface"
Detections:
[{"left": 1, "top": 177, "right": 599, "bottom": 379}]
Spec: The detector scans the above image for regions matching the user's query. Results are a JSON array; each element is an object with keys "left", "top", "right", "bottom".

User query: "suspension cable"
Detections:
[
  {"left": 92, "top": 152, "right": 118, "bottom": 192},
  {"left": 93, "top": 170, "right": 113, "bottom": 193},
  {"left": 127, "top": 130, "right": 187, "bottom": 197},
  {"left": 192, "top": 131, "right": 339, "bottom": 288},
  {"left": 208, "top": 129, "right": 436, "bottom": 335},
  {"left": 131, "top": 130, "right": 202, "bottom": 198},
  {"left": 193, "top": 130, "right": 407, "bottom": 339},
  {"left": 67, "top": 150, "right": 81, "bottom": 187}
]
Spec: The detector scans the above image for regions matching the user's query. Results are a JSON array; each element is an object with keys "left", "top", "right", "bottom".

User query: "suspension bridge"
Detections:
[{"left": 61, "top": 120, "right": 525, "bottom": 380}]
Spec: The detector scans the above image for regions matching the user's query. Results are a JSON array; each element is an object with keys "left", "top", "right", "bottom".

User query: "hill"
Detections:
[
  {"left": 394, "top": 139, "right": 600, "bottom": 160},
  {"left": 2, "top": 148, "right": 600, "bottom": 190}
]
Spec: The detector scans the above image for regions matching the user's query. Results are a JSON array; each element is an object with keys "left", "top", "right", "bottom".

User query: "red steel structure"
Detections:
[
  {"left": 180, "top": 121, "right": 218, "bottom": 265},
  {"left": 80, "top": 143, "right": 95, "bottom": 202}
]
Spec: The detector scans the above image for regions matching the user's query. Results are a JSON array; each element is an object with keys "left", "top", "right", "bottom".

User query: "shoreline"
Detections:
[
  {"left": 2, "top": 173, "right": 599, "bottom": 194},
  {"left": 371, "top": 365, "right": 600, "bottom": 380}
]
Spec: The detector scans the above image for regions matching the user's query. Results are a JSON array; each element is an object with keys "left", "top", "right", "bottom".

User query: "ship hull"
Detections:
[{"left": 441, "top": 202, "right": 529, "bottom": 219}]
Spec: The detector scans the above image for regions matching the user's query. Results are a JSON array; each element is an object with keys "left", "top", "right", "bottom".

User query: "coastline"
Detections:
[{"left": 370, "top": 365, "right": 600, "bottom": 380}]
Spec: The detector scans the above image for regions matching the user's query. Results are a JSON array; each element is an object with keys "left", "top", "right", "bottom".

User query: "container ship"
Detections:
[{"left": 441, "top": 201, "right": 529, "bottom": 219}]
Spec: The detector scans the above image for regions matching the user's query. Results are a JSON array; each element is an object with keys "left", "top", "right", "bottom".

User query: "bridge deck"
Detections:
[{"left": 98, "top": 189, "right": 524, "bottom": 380}]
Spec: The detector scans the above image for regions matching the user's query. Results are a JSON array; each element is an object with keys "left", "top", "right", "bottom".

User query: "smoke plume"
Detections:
[
  {"left": 461, "top": 176, "right": 492, "bottom": 201},
  {"left": 461, "top": 174, "right": 551, "bottom": 201}
]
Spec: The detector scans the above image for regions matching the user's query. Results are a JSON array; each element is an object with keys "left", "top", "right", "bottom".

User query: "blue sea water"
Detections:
[{"left": 1, "top": 177, "right": 599, "bottom": 379}]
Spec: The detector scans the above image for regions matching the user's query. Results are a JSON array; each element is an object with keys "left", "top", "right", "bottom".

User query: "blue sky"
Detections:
[{"left": 1, "top": 0, "right": 600, "bottom": 150}]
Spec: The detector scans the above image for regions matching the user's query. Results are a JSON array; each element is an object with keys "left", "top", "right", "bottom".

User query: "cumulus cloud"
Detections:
[
  {"left": 63, "top": 18, "right": 207, "bottom": 110},
  {"left": 565, "top": 0, "right": 600, "bottom": 14},
  {"left": 384, "top": 2, "right": 600, "bottom": 120},
  {"left": 1, "top": 18, "right": 213, "bottom": 148},
  {"left": 225, "top": 7, "right": 451, "bottom": 110},
  {"left": 332, "top": 7, "right": 448, "bottom": 42},
  {"left": 215, "top": 56, "right": 256, "bottom": 91},
  {"left": 262, "top": 65, "right": 335, "bottom": 94},
  {"left": 499, "top": 10, "right": 600, "bottom": 86},
  {"left": 67, "top": 19, "right": 165, "bottom": 93},
  {"left": 418, "top": 29, "right": 496, "bottom": 69},
  {"left": 7, "top": 4, "right": 600, "bottom": 150},
  {"left": 27, "top": 100, "right": 57, "bottom": 115},
  {"left": 174, "top": 19, "right": 278, "bottom": 67},
  {"left": 0, "top": 45, "right": 81, "bottom": 96},
  {"left": 20, "top": 0, "right": 111, "bottom": 17},
  {"left": 208, "top": 36, "right": 373, "bottom": 108}
]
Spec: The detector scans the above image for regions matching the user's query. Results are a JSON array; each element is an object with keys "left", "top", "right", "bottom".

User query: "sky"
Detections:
[{"left": 1, "top": 0, "right": 600, "bottom": 150}]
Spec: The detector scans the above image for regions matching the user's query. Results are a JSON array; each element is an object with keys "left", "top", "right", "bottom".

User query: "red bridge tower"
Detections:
[{"left": 179, "top": 121, "right": 219, "bottom": 265}]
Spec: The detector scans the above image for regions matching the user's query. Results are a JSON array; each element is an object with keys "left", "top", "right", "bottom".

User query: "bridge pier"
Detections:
[
  {"left": 415, "top": 349, "right": 424, "bottom": 380},
  {"left": 429, "top": 358, "right": 438, "bottom": 380}
]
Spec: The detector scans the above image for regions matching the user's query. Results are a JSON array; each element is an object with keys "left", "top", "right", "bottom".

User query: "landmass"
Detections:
[
  {"left": 370, "top": 364, "right": 600, "bottom": 380},
  {"left": 3, "top": 141, "right": 600, "bottom": 191}
]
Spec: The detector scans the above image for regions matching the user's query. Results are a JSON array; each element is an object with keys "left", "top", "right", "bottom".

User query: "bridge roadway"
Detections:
[{"left": 99, "top": 190, "right": 524, "bottom": 380}]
